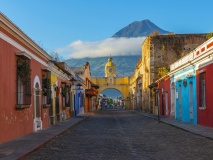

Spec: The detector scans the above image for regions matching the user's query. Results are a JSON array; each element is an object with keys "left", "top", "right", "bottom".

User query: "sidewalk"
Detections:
[
  {"left": 134, "top": 111, "right": 213, "bottom": 140},
  {"left": 1, "top": 111, "right": 212, "bottom": 160},
  {"left": 0, "top": 115, "right": 90, "bottom": 160}
]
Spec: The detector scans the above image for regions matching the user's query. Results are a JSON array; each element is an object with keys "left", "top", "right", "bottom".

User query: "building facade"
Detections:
[
  {"left": 141, "top": 34, "right": 208, "bottom": 113},
  {"left": 0, "top": 13, "right": 52, "bottom": 143}
]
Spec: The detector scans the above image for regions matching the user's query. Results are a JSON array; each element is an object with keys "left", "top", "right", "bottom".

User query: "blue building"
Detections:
[
  {"left": 170, "top": 57, "right": 197, "bottom": 124},
  {"left": 73, "top": 82, "right": 85, "bottom": 116}
]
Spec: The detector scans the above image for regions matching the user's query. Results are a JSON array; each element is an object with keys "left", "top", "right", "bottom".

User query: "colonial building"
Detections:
[
  {"left": 0, "top": 13, "right": 53, "bottom": 143},
  {"left": 141, "top": 34, "right": 208, "bottom": 113},
  {"left": 92, "top": 57, "right": 130, "bottom": 109},
  {"left": 130, "top": 58, "right": 142, "bottom": 110},
  {"left": 169, "top": 36, "right": 213, "bottom": 126},
  {"left": 0, "top": 13, "right": 85, "bottom": 143}
]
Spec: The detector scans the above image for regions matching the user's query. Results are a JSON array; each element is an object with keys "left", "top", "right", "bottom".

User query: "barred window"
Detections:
[
  {"left": 62, "top": 84, "right": 70, "bottom": 107},
  {"left": 42, "top": 71, "right": 51, "bottom": 105},
  {"left": 199, "top": 72, "right": 206, "bottom": 108},
  {"left": 17, "top": 57, "right": 31, "bottom": 105},
  {"left": 65, "top": 85, "right": 70, "bottom": 107},
  {"left": 78, "top": 92, "right": 84, "bottom": 107}
]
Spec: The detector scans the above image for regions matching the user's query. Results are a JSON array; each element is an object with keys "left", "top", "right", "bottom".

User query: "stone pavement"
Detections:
[
  {"left": 0, "top": 114, "right": 90, "bottom": 160},
  {"left": 0, "top": 111, "right": 213, "bottom": 160},
  {"left": 134, "top": 111, "right": 213, "bottom": 140}
]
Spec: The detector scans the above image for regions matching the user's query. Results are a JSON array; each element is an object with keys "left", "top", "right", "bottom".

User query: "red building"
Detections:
[
  {"left": 197, "top": 63, "right": 213, "bottom": 127},
  {"left": 156, "top": 76, "right": 171, "bottom": 117},
  {"left": 0, "top": 13, "right": 51, "bottom": 143}
]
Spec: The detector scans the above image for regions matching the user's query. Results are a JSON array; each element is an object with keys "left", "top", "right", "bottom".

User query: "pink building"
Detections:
[{"left": 0, "top": 13, "right": 51, "bottom": 143}]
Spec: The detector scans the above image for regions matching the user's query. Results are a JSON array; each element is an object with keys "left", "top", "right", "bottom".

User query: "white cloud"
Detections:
[{"left": 56, "top": 37, "right": 146, "bottom": 59}]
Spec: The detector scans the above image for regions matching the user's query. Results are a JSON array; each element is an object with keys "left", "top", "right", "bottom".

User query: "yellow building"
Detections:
[
  {"left": 92, "top": 57, "right": 130, "bottom": 109},
  {"left": 129, "top": 58, "right": 143, "bottom": 111}
]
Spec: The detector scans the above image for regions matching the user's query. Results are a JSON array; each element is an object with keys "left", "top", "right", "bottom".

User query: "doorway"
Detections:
[{"left": 33, "top": 82, "right": 42, "bottom": 132}]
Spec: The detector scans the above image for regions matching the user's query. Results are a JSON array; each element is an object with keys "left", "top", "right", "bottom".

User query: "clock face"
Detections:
[{"left": 109, "top": 68, "right": 113, "bottom": 73}]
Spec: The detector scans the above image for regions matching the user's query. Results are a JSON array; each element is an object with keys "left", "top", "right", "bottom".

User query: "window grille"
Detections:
[
  {"left": 199, "top": 72, "right": 206, "bottom": 108},
  {"left": 17, "top": 57, "right": 31, "bottom": 105}
]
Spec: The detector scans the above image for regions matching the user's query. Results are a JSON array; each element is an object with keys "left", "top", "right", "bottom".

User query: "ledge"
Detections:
[
  {"left": 43, "top": 104, "right": 51, "bottom": 108},
  {"left": 199, "top": 107, "right": 206, "bottom": 110},
  {"left": 63, "top": 106, "right": 70, "bottom": 110},
  {"left": 15, "top": 104, "right": 31, "bottom": 110}
]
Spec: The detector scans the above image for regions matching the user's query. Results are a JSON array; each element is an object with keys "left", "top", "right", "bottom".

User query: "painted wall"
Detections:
[
  {"left": 197, "top": 63, "right": 213, "bottom": 127},
  {"left": 0, "top": 38, "right": 35, "bottom": 143},
  {"left": 174, "top": 66, "right": 197, "bottom": 124},
  {"left": 50, "top": 74, "right": 57, "bottom": 124},
  {"left": 31, "top": 59, "right": 50, "bottom": 129},
  {"left": 74, "top": 86, "right": 85, "bottom": 115},
  {"left": 158, "top": 77, "right": 171, "bottom": 117}
]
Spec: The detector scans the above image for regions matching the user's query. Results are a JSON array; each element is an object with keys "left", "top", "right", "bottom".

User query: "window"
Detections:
[
  {"left": 65, "top": 85, "right": 70, "bottom": 107},
  {"left": 17, "top": 57, "right": 31, "bottom": 105},
  {"left": 199, "top": 72, "right": 206, "bottom": 108},
  {"left": 78, "top": 92, "right": 84, "bottom": 108},
  {"left": 62, "top": 84, "right": 70, "bottom": 107},
  {"left": 42, "top": 71, "right": 51, "bottom": 106}
]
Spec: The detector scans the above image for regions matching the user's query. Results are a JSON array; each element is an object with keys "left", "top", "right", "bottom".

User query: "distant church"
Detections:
[{"left": 105, "top": 56, "right": 116, "bottom": 77}]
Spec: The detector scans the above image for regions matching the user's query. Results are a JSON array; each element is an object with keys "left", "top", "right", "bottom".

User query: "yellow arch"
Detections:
[{"left": 91, "top": 77, "right": 131, "bottom": 109}]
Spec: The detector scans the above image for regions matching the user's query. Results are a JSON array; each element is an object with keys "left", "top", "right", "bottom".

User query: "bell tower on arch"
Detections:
[{"left": 105, "top": 56, "right": 116, "bottom": 77}]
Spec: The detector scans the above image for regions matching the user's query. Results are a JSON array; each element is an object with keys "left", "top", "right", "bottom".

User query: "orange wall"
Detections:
[
  {"left": 0, "top": 37, "right": 50, "bottom": 143},
  {"left": 0, "top": 39, "right": 34, "bottom": 143}
]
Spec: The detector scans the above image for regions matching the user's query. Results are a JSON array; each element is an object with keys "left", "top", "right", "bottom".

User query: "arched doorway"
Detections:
[
  {"left": 100, "top": 88, "right": 124, "bottom": 109},
  {"left": 33, "top": 76, "right": 42, "bottom": 132}
]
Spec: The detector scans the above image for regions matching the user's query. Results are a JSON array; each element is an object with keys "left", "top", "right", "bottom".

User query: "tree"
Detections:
[
  {"left": 206, "top": 32, "right": 213, "bottom": 40},
  {"left": 107, "top": 98, "right": 113, "bottom": 105},
  {"left": 158, "top": 67, "right": 169, "bottom": 78},
  {"left": 50, "top": 51, "right": 64, "bottom": 62}
]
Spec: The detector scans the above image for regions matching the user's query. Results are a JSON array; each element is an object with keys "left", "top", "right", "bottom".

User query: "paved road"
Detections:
[{"left": 24, "top": 110, "right": 213, "bottom": 160}]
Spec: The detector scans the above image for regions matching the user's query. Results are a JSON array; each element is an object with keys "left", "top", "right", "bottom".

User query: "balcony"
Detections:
[{"left": 85, "top": 89, "right": 98, "bottom": 96}]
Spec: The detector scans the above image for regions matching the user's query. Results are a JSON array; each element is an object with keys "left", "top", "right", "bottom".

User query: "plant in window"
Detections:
[
  {"left": 42, "top": 76, "right": 51, "bottom": 96},
  {"left": 17, "top": 58, "right": 31, "bottom": 83},
  {"left": 62, "top": 86, "right": 68, "bottom": 97}
]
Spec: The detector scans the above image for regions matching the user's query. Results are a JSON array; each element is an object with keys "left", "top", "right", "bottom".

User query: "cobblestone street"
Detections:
[{"left": 24, "top": 110, "right": 213, "bottom": 160}]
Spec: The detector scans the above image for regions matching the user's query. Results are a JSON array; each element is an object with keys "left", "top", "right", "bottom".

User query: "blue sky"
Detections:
[{"left": 1, "top": 0, "right": 213, "bottom": 59}]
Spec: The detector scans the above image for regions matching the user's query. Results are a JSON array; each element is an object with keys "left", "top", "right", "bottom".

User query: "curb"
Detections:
[
  {"left": 133, "top": 111, "right": 213, "bottom": 141},
  {"left": 17, "top": 116, "right": 90, "bottom": 160}
]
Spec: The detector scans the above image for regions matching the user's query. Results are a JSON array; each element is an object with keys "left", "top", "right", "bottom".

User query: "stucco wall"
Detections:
[{"left": 197, "top": 63, "right": 213, "bottom": 127}]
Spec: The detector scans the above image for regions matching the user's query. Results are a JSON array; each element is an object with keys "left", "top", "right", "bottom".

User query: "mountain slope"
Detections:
[
  {"left": 65, "top": 19, "right": 170, "bottom": 77},
  {"left": 65, "top": 55, "right": 141, "bottom": 77},
  {"left": 112, "top": 19, "right": 169, "bottom": 38}
]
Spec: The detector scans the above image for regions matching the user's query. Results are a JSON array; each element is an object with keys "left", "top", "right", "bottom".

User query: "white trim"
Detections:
[
  {"left": 198, "top": 70, "right": 206, "bottom": 74},
  {"left": 174, "top": 69, "right": 194, "bottom": 80},
  {"left": 0, "top": 13, "right": 51, "bottom": 60},
  {"left": 198, "top": 59, "right": 213, "bottom": 69},
  {"left": 199, "top": 107, "right": 206, "bottom": 110},
  {"left": 33, "top": 76, "right": 41, "bottom": 89},
  {"left": 0, "top": 31, "right": 48, "bottom": 67},
  {"left": 51, "top": 66, "right": 70, "bottom": 80}
]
